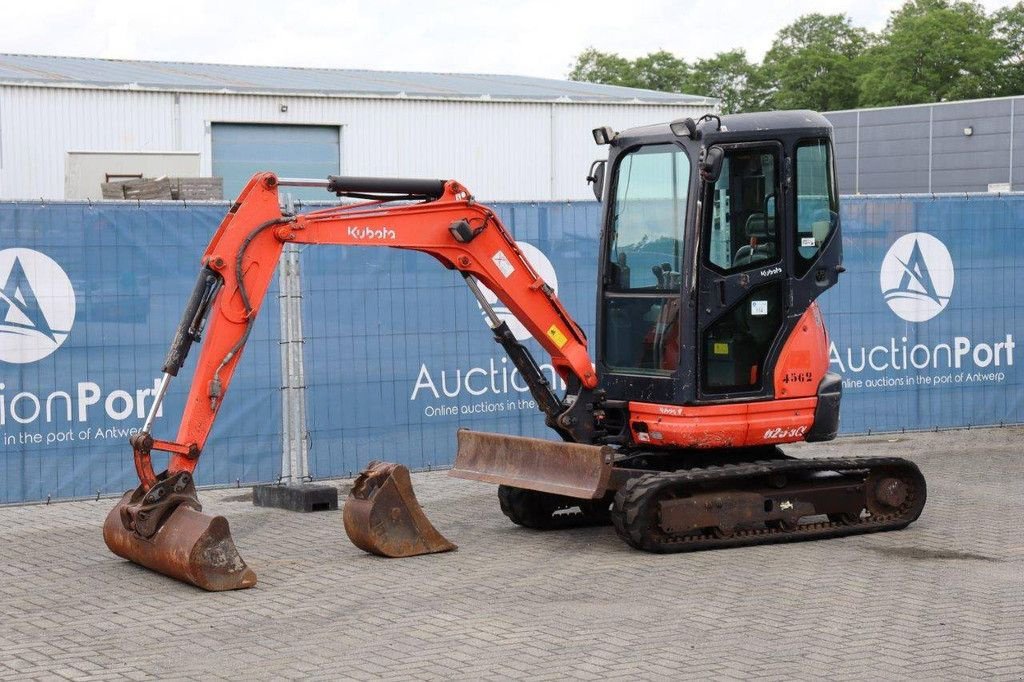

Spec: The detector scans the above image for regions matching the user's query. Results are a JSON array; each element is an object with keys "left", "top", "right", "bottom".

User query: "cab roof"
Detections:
[{"left": 616, "top": 110, "right": 832, "bottom": 145}]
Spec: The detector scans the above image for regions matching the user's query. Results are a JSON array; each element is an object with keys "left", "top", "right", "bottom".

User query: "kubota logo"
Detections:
[
  {"left": 0, "top": 248, "right": 76, "bottom": 364},
  {"left": 347, "top": 226, "right": 396, "bottom": 240},
  {"left": 880, "top": 233, "right": 954, "bottom": 322},
  {"left": 478, "top": 242, "right": 558, "bottom": 341}
]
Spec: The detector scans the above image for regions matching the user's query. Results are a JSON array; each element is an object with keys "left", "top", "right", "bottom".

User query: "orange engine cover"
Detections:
[{"left": 627, "top": 303, "right": 831, "bottom": 449}]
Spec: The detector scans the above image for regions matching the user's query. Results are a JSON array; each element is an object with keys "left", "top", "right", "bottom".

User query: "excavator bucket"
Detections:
[
  {"left": 343, "top": 461, "right": 456, "bottom": 557},
  {"left": 450, "top": 429, "right": 614, "bottom": 499},
  {"left": 103, "top": 472, "right": 256, "bottom": 591}
]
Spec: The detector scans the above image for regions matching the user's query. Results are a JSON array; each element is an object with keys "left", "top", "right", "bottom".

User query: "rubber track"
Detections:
[
  {"left": 610, "top": 456, "right": 927, "bottom": 553},
  {"left": 498, "top": 485, "right": 611, "bottom": 530}
]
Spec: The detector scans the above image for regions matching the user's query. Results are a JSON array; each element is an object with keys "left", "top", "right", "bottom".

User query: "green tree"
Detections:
[
  {"left": 630, "top": 50, "right": 691, "bottom": 92},
  {"left": 760, "top": 13, "right": 869, "bottom": 111},
  {"left": 994, "top": 2, "right": 1024, "bottom": 95},
  {"left": 567, "top": 47, "right": 636, "bottom": 87},
  {"left": 859, "top": 0, "right": 1004, "bottom": 106},
  {"left": 567, "top": 48, "right": 758, "bottom": 112},
  {"left": 685, "top": 50, "right": 765, "bottom": 114}
]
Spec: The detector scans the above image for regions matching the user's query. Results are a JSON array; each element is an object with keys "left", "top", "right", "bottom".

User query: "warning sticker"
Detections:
[
  {"left": 751, "top": 300, "right": 768, "bottom": 316},
  {"left": 801, "top": 236, "right": 817, "bottom": 247},
  {"left": 713, "top": 342, "right": 729, "bottom": 355},
  {"left": 546, "top": 324, "right": 569, "bottom": 349},
  {"left": 492, "top": 250, "right": 515, "bottom": 278}
]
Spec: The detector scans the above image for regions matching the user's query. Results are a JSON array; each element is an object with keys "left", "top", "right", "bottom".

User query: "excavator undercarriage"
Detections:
[{"left": 452, "top": 430, "right": 926, "bottom": 551}]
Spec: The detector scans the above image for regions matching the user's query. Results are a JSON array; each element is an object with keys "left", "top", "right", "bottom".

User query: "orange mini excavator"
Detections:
[{"left": 105, "top": 111, "right": 926, "bottom": 590}]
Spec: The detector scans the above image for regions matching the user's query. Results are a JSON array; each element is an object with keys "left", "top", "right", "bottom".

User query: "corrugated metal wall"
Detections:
[
  {"left": 0, "top": 85, "right": 711, "bottom": 202},
  {"left": 826, "top": 97, "right": 1024, "bottom": 195}
]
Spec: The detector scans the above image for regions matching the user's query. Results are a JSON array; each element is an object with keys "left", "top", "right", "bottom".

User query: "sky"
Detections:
[{"left": 0, "top": 0, "right": 1017, "bottom": 80}]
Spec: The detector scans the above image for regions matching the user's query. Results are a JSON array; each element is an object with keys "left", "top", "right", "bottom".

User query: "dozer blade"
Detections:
[
  {"left": 103, "top": 473, "right": 256, "bottom": 592},
  {"left": 449, "top": 429, "right": 613, "bottom": 499},
  {"left": 343, "top": 461, "right": 456, "bottom": 558}
]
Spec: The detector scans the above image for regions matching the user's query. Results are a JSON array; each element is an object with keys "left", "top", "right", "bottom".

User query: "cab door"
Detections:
[{"left": 696, "top": 141, "right": 788, "bottom": 401}]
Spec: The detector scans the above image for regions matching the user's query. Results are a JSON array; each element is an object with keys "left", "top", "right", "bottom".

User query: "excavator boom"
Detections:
[{"left": 106, "top": 172, "right": 604, "bottom": 589}]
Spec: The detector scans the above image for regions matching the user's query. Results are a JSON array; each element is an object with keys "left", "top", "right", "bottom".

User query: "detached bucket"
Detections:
[
  {"left": 343, "top": 461, "right": 456, "bottom": 558},
  {"left": 103, "top": 473, "right": 256, "bottom": 591}
]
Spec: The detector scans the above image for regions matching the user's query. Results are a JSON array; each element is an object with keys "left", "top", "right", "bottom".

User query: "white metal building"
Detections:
[{"left": 0, "top": 55, "right": 715, "bottom": 202}]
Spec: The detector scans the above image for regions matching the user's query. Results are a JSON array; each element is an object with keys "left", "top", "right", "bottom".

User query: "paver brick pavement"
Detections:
[{"left": 0, "top": 427, "right": 1022, "bottom": 680}]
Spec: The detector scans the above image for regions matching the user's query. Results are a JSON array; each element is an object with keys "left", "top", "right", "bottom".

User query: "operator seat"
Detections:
[{"left": 733, "top": 213, "right": 776, "bottom": 268}]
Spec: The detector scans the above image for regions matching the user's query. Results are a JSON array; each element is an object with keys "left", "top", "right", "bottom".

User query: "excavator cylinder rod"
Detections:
[
  {"left": 343, "top": 461, "right": 456, "bottom": 558},
  {"left": 450, "top": 429, "right": 614, "bottom": 499},
  {"left": 103, "top": 474, "right": 256, "bottom": 591}
]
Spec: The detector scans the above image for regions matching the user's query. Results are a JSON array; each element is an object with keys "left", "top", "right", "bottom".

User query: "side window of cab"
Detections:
[{"left": 794, "top": 139, "right": 838, "bottom": 277}]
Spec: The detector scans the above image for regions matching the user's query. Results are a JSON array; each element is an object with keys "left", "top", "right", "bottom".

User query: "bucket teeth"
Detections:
[
  {"left": 103, "top": 472, "right": 256, "bottom": 591},
  {"left": 343, "top": 461, "right": 456, "bottom": 558}
]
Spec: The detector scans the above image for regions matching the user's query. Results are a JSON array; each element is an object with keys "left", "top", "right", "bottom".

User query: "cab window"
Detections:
[
  {"left": 795, "top": 139, "right": 838, "bottom": 276},
  {"left": 706, "top": 147, "right": 780, "bottom": 272},
  {"left": 606, "top": 144, "right": 690, "bottom": 291}
]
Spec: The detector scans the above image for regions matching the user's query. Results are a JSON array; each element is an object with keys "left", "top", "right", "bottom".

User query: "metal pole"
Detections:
[
  {"left": 278, "top": 231, "right": 310, "bottom": 485},
  {"left": 289, "top": 244, "right": 310, "bottom": 482},
  {"left": 278, "top": 242, "right": 296, "bottom": 483}
]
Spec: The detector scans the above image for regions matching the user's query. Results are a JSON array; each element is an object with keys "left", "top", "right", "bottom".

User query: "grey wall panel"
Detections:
[
  {"left": 854, "top": 121, "right": 931, "bottom": 142},
  {"left": 931, "top": 168, "right": 1007, "bottom": 192},
  {"left": 933, "top": 117, "right": 1010, "bottom": 137},
  {"left": 825, "top": 111, "right": 857, "bottom": 126},
  {"left": 932, "top": 149, "right": 1011, "bottom": 171},
  {"left": 858, "top": 142, "right": 930, "bottom": 161},
  {"left": 931, "top": 99, "right": 1012, "bottom": 121},
  {"left": 859, "top": 107, "right": 931, "bottom": 125},
  {"left": 932, "top": 132, "right": 1011, "bottom": 153},
  {"left": 827, "top": 97, "right": 1024, "bottom": 193}
]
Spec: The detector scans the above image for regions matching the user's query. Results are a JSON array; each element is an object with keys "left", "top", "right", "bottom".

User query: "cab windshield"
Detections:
[
  {"left": 601, "top": 143, "right": 691, "bottom": 376},
  {"left": 606, "top": 144, "right": 690, "bottom": 291}
]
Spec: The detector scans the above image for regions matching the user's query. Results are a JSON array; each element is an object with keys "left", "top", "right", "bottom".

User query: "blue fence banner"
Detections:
[
  {"left": 822, "top": 195, "right": 1021, "bottom": 433},
  {"left": 0, "top": 195, "right": 1020, "bottom": 503}
]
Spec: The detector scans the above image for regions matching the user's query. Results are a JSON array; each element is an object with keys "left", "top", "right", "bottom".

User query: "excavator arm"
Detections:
[
  {"left": 132, "top": 172, "right": 600, "bottom": 490},
  {"left": 106, "top": 172, "right": 606, "bottom": 589}
]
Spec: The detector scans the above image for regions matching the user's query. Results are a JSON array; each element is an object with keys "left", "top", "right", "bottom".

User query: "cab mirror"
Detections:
[
  {"left": 587, "top": 160, "right": 606, "bottom": 202},
  {"left": 699, "top": 146, "right": 725, "bottom": 183}
]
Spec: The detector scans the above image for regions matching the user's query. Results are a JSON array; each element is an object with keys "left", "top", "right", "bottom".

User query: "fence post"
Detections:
[
  {"left": 278, "top": 242, "right": 309, "bottom": 483},
  {"left": 251, "top": 201, "right": 338, "bottom": 512}
]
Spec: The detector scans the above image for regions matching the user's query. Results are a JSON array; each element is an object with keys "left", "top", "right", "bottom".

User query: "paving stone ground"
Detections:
[{"left": 1, "top": 426, "right": 1022, "bottom": 681}]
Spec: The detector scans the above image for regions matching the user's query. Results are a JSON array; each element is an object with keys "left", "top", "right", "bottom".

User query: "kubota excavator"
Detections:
[{"left": 105, "top": 111, "right": 926, "bottom": 591}]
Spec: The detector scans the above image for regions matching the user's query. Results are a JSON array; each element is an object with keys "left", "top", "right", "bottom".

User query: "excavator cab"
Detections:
[{"left": 595, "top": 111, "right": 842, "bottom": 415}]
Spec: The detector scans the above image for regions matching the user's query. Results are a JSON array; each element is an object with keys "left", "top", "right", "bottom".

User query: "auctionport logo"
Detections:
[
  {"left": 477, "top": 242, "right": 558, "bottom": 341},
  {"left": 0, "top": 248, "right": 76, "bottom": 363},
  {"left": 880, "top": 232, "right": 954, "bottom": 322}
]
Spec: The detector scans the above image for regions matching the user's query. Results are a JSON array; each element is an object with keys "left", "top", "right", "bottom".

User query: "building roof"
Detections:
[{"left": 0, "top": 54, "right": 715, "bottom": 105}]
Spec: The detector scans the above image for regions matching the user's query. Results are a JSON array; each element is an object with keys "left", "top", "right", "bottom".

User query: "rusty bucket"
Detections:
[
  {"left": 103, "top": 472, "right": 256, "bottom": 591},
  {"left": 343, "top": 461, "right": 456, "bottom": 558}
]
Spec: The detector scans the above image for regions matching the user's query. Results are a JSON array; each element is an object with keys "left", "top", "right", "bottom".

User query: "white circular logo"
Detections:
[
  {"left": 0, "top": 248, "right": 76, "bottom": 363},
  {"left": 478, "top": 242, "right": 558, "bottom": 341},
  {"left": 880, "top": 232, "right": 954, "bottom": 322}
]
